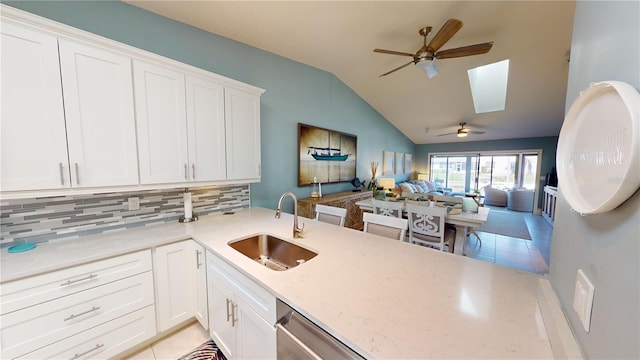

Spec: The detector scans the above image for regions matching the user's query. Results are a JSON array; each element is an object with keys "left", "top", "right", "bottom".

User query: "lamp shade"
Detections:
[
  {"left": 378, "top": 177, "right": 395, "bottom": 191},
  {"left": 417, "top": 173, "right": 429, "bottom": 181}
]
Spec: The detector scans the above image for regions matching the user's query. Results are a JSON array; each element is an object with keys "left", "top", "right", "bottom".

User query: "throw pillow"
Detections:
[
  {"left": 423, "top": 180, "right": 436, "bottom": 192},
  {"left": 399, "top": 182, "right": 415, "bottom": 193}
]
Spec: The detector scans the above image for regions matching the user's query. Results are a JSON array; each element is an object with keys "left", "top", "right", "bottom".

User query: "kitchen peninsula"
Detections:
[{"left": 1, "top": 208, "right": 559, "bottom": 359}]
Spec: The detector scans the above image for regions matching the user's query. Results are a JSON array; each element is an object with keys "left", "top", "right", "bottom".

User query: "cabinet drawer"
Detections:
[
  {"left": 206, "top": 251, "right": 275, "bottom": 324},
  {"left": 18, "top": 305, "right": 156, "bottom": 360},
  {"left": 1, "top": 271, "right": 154, "bottom": 359},
  {"left": 1, "top": 250, "right": 152, "bottom": 315}
]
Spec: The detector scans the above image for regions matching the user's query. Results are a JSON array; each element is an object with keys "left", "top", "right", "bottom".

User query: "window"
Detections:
[{"left": 428, "top": 150, "right": 541, "bottom": 195}]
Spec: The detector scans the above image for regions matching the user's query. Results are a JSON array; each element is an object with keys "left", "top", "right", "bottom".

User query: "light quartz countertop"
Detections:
[{"left": 1, "top": 207, "right": 554, "bottom": 359}]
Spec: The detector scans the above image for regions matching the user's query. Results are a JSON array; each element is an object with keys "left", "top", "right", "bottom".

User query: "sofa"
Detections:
[{"left": 396, "top": 180, "right": 452, "bottom": 196}]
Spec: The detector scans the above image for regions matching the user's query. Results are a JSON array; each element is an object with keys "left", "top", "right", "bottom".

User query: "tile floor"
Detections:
[
  {"left": 123, "top": 322, "right": 209, "bottom": 360},
  {"left": 463, "top": 207, "right": 553, "bottom": 275}
]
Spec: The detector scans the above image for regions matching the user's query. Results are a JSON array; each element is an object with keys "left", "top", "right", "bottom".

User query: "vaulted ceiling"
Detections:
[{"left": 126, "top": 1, "right": 576, "bottom": 144}]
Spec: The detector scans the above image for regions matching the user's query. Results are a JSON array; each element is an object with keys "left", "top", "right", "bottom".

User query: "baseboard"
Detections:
[{"left": 537, "top": 278, "right": 584, "bottom": 359}]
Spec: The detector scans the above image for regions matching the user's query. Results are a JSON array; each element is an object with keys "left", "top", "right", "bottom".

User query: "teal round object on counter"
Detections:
[{"left": 8, "top": 242, "right": 36, "bottom": 253}]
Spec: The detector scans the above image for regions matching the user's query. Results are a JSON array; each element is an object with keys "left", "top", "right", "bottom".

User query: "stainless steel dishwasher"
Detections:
[{"left": 276, "top": 299, "right": 365, "bottom": 360}]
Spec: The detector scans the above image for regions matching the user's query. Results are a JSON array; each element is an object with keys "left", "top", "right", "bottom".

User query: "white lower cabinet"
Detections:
[
  {"left": 206, "top": 250, "right": 276, "bottom": 360},
  {"left": 0, "top": 250, "right": 156, "bottom": 360},
  {"left": 17, "top": 305, "right": 156, "bottom": 360},
  {"left": 154, "top": 240, "right": 208, "bottom": 332}
]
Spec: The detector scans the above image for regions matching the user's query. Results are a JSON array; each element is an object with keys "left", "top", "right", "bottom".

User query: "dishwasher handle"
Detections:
[{"left": 275, "top": 321, "right": 322, "bottom": 360}]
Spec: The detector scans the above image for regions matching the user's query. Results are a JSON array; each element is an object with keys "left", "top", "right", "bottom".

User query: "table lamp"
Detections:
[{"left": 377, "top": 178, "right": 395, "bottom": 197}]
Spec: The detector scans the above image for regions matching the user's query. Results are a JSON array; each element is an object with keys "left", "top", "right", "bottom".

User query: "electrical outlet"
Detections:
[
  {"left": 573, "top": 269, "right": 595, "bottom": 332},
  {"left": 128, "top": 197, "right": 140, "bottom": 211}
]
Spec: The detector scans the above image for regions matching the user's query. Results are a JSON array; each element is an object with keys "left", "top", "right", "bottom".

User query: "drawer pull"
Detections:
[
  {"left": 70, "top": 343, "right": 104, "bottom": 360},
  {"left": 64, "top": 306, "right": 101, "bottom": 321},
  {"left": 60, "top": 274, "right": 98, "bottom": 286}
]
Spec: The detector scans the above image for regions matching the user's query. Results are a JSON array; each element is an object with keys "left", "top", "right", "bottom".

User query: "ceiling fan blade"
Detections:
[
  {"left": 426, "top": 18, "right": 463, "bottom": 53},
  {"left": 379, "top": 60, "right": 415, "bottom": 77},
  {"left": 374, "top": 48, "right": 415, "bottom": 57},
  {"left": 436, "top": 132, "right": 457, "bottom": 137},
  {"left": 469, "top": 131, "right": 486, "bottom": 135},
  {"left": 435, "top": 42, "right": 494, "bottom": 59}
]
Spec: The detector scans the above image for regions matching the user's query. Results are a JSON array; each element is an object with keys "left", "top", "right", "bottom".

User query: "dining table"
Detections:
[{"left": 355, "top": 198, "right": 490, "bottom": 256}]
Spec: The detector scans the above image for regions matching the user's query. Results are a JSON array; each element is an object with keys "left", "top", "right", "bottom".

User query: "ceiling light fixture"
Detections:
[
  {"left": 416, "top": 59, "right": 439, "bottom": 78},
  {"left": 457, "top": 129, "right": 468, "bottom": 138}
]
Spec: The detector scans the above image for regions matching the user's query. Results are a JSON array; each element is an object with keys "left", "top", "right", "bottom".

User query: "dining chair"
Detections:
[
  {"left": 405, "top": 203, "right": 456, "bottom": 252},
  {"left": 363, "top": 212, "right": 408, "bottom": 241},
  {"left": 314, "top": 204, "right": 347, "bottom": 227},
  {"left": 372, "top": 199, "right": 404, "bottom": 218}
]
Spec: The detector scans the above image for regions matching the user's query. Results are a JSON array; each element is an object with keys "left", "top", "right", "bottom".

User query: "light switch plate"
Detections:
[{"left": 573, "top": 269, "right": 595, "bottom": 332}]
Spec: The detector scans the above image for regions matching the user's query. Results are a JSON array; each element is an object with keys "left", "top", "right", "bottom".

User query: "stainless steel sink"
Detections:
[{"left": 228, "top": 233, "right": 317, "bottom": 271}]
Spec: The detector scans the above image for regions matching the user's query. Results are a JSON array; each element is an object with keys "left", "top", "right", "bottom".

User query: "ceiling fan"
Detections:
[
  {"left": 374, "top": 19, "right": 493, "bottom": 77},
  {"left": 437, "top": 122, "right": 486, "bottom": 138}
]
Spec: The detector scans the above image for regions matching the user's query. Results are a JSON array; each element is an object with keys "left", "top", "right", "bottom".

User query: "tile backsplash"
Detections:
[{"left": 0, "top": 185, "right": 250, "bottom": 247}]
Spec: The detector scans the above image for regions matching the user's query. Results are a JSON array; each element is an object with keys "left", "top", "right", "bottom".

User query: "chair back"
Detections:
[
  {"left": 371, "top": 199, "right": 404, "bottom": 218},
  {"left": 405, "top": 203, "right": 454, "bottom": 251},
  {"left": 314, "top": 204, "right": 347, "bottom": 227},
  {"left": 363, "top": 212, "right": 408, "bottom": 241}
]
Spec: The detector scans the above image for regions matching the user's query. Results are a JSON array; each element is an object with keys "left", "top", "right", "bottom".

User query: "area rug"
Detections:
[
  {"left": 178, "top": 339, "right": 227, "bottom": 360},
  {"left": 478, "top": 208, "right": 532, "bottom": 240}
]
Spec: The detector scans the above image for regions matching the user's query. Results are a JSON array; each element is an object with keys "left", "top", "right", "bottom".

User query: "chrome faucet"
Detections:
[{"left": 275, "top": 192, "right": 304, "bottom": 238}]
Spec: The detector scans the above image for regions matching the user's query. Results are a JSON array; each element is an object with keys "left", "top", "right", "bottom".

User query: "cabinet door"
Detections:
[
  {"left": 208, "top": 275, "right": 236, "bottom": 359},
  {"left": 154, "top": 241, "right": 195, "bottom": 332},
  {"left": 0, "top": 22, "right": 69, "bottom": 191},
  {"left": 192, "top": 241, "right": 209, "bottom": 330},
  {"left": 186, "top": 75, "right": 227, "bottom": 182},
  {"left": 236, "top": 299, "right": 276, "bottom": 360},
  {"left": 225, "top": 87, "right": 261, "bottom": 181},
  {"left": 59, "top": 39, "right": 139, "bottom": 187},
  {"left": 133, "top": 60, "right": 189, "bottom": 184}
]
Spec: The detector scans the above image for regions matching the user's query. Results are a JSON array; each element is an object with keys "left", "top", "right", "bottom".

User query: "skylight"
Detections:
[{"left": 467, "top": 59, "right": 510, "bottom": 113}]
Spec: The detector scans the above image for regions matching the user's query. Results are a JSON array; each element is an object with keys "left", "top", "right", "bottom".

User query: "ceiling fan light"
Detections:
[
  {"left": 416, "top": 59, "right": 439, "bottom": 78},
  {"left": 457, "top": 129, "right": 468, "bottom": 137}
]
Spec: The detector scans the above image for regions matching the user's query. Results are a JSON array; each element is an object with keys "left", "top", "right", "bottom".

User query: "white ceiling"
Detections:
[{"left": 125, "top": 1, "right": 576, "bottom": 144}]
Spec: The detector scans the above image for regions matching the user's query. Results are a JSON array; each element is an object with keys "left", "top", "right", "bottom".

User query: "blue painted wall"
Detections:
[
  {"left": 549, "top": 1, "right": 639, "bottom": 358},
  {"left": 5, "top": 1, "right": 414, "bottom": 212}
]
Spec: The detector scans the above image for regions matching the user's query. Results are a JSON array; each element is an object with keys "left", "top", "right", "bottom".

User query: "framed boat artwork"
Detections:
[{"left": 298, "top": 123, "right": 357, "bottom": 186}]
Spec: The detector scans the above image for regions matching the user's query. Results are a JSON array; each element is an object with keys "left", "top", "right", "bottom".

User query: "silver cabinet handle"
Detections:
[
  {"left": 195, "top": 250, "right": 202, "bottom": 269},
  {"left": 232, "top": 303, "right": 238, "bottom": 327},
  {"left": 74, "top": 163, "right": 80, "bottom": 185},
  {"left": 59, "top": 163, "right": 65, "bottom": 185},
  {"left": 184, "top": 163, "right": 188, "bottom": 180},
  {"left": 70, "top": 343, "right": 104, "bottom": 360},
  {"left": 192, "top": 163, "right": 196, "bottom": 180},
  {"left": 60, "top": 274, "right": 97, "bottom": 287},
  {"left": 226, "top": 298, "right": 232, "bottom": 322},
  {"left": 64, "top": 306, "right": 100, "bottom": 321}
]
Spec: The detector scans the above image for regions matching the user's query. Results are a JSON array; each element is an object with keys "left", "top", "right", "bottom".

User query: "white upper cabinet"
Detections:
[
  {"left": 186, "top": 75, "right": 227, "bottom": 182},
  {"left": 133, "top": 60, "right": 189, "bottom": 185},
  {"left": 1, "top": 7, "right": 264, "bottom": 196},
  {"left": 225, "top": 87, "right": 261, "bottom": 181},
  {"left": 59, "top": 39, "right": 139, "bottom": 187},
  {"left": 0, "top": 22, "right": 68, "bottom": 191}
]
